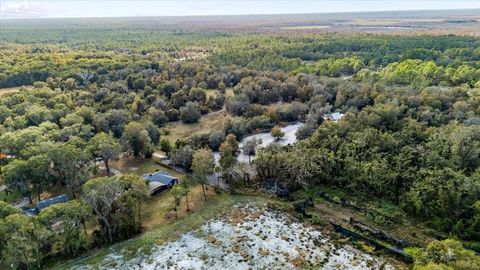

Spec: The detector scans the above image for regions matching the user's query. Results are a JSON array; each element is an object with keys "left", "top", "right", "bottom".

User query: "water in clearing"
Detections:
[{"left": 214, "top": 122, "right": 303, "bottom": 164}]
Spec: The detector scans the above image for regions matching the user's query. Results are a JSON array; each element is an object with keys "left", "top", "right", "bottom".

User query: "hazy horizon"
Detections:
[{"left": 1, "top": 0, "right": 479, "bottom": 19}]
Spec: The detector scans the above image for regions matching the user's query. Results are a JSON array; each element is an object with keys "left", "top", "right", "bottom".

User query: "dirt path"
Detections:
[
  {"left": 96, "top": 162, "right": 122, "bottom": 176},
  {"left": 13, "top": 197, "right": 30, "bottom": 209}
]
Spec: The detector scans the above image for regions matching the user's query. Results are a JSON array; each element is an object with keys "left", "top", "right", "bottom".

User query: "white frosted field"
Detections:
[{"left": 86, "top": 204, "right": 394, "bottom": 270}]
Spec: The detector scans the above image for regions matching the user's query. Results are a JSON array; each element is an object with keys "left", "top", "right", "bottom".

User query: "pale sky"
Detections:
[{"left": 1, "top": 0, "right": 479, "bottom": 19}]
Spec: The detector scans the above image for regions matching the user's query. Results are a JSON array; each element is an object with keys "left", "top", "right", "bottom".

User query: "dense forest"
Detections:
[{"left": 1, "top": 21, "right": 480, "bottom": 269}]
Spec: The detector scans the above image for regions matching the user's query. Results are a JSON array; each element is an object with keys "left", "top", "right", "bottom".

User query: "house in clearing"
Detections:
[{"left": 143, "top": 171, "right": 178, "bottom": 195}]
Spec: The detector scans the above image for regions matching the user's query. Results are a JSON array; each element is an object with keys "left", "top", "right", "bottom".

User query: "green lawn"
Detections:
[
  {"left": 107, "top": 157, "right": 183, "bottom": 179},
  {"left": 0, "top": 190, "right": 22, "bottom": 203},
  {"left": 134, "top": 158, "right": 183, "bottom": 179}
]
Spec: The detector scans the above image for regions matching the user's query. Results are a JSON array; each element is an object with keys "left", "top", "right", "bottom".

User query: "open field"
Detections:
[
  {"left": 108, "top": 157, "right": 183, "bottom": 179},
  {"left": 205, "top": 88, "right": 234, "bottom": 98},
  {"left": 3, "top": 9, "right": 478, "bottom": 36},
  {"left": 163, "top": 110, "right": 229, "bottom": 144},
  {"left": 0, "top": 85, "right": 33, "bottom": 96}
]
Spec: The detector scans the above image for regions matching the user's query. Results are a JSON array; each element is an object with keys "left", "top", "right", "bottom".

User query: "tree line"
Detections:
[{"left": 0, "top": 174, "right": 149, "bottom": 269}]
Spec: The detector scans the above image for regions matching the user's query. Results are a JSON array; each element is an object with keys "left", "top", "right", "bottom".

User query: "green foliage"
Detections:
[
  {"left": 242, "top": 137, "right": 262, "bottom": 162},
  {"left": 271, "top": 125, "right": 285, "bottom": 140},
  {"left": 2, "top": 20, "right": 480, "bottom": 266},
  {"left": 309, "top": 214, "right": 324, "bottom": 225},
  {"left": 169, "top": 185, "right": 183, "bottom": 220},
  {"left": 256, "top": 100, "right": 480, "bottom": 239},
  {"left": 219, "top": 134, "right": 238, "bottom": 171},
  {"left": 180, "top": 176, "right": 191, "bottom": 211},
  {"left": 88, "top": 132, "right": 121, "bottom": 176},
  {"left": 298, "top": 56, "right": 364, "bottom": 76},
  {"left": 170, "top": 145, "right": 194, "bottom": 170},
  {"left": 38, "top": 200, "right": 90, "bottom": 256},
  {"left": 160, "top": 138, "right": 172, "bottom": 154},
  {"left": 122, "top": 122, "right": 153, "bottom": 157},
  {"left": 48, "top": 143, "right": 92, "bottom": 198},
  {"left": 180, "top": 102, "right": 201, "bottom": 124},
  {"left": 192, "top": 148, "right": 215, "bottom": 200},
  {"left": 208, "top": 130, "right": 226, "bottom": 151},
  {"left": 82, "top": 174, "right": 149, "bottom": 244},
  {"left": 0, "top": 214, "right": 52, "bottom": 269},
  {"left": 0, "top": 201, "right": 20, "bottom": 219},
  {"left": 2, "top": 159, "right": 33, "bottom": 203},
  {"left": 407, "top": 239, "right": 480, "bottom": 270}
]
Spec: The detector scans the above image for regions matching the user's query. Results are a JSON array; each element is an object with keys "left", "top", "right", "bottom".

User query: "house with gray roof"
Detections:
[{"left": 143, "top": 171, "right": 178, "bottom": 195}]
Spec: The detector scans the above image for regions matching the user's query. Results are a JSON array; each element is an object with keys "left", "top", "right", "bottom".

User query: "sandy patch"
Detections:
[{"left": 87, "top": 204, "right": 394, "bottom": 270}]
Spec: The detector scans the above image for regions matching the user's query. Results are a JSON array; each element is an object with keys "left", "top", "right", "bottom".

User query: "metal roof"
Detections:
[
  {"left": 36, "top": 194, "right": 69, "bottom": 211},
  {"left": 143, "top": 171, "right": 177, "bottom": 185}
]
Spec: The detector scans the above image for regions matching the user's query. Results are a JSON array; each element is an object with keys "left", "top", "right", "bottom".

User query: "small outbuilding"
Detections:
[{"left": 143, "top": 171, "right": 178, "bottom": 195}]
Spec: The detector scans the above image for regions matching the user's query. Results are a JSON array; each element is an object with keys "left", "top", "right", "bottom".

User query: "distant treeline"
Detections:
[{"left": 1, "top": 32, "right": 480, "bottom": 88}]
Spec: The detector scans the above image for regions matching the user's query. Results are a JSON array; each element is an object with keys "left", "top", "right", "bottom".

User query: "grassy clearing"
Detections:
[
  {"left": 0, "top": 85, "right": 33, "bottom": 96},
  {"left": 97, "top": 156, "right": 194, "bottom": 229},
  {"left": 205, "top": 88, "right": 234, "bottom": 98},
  {"left": 109, "top": 157, "right": 183, "bottom": 178},
  {"left": 205, "top": 89, "right": 218, "bottom": 98},
  {"left": 163, "top": 110, "right": 229, "bottom": 144},
  {"left": 50, "top": 194, "right": 263, "bottom": 269},
  {"left": 141, "top": 184, "right": 216, "bottom": 230},
  {"left": 0, "top": 190, "right": 21, "bottom": 203},
  {"left": 226, "top": 88, "right": 234, "bottom": 98}
]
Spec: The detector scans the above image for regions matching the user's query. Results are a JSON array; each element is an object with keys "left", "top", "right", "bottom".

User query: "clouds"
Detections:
[
  {"left": 0, "top": 1, "right": 479, "bottom": 19},
  {"left": 0, "top": 1, "right": 49, "bottom": 18}
]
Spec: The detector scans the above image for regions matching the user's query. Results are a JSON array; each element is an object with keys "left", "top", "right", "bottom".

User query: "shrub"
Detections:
[{"left": 180, "top": 102, "right": 201, "bottom": 124}]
